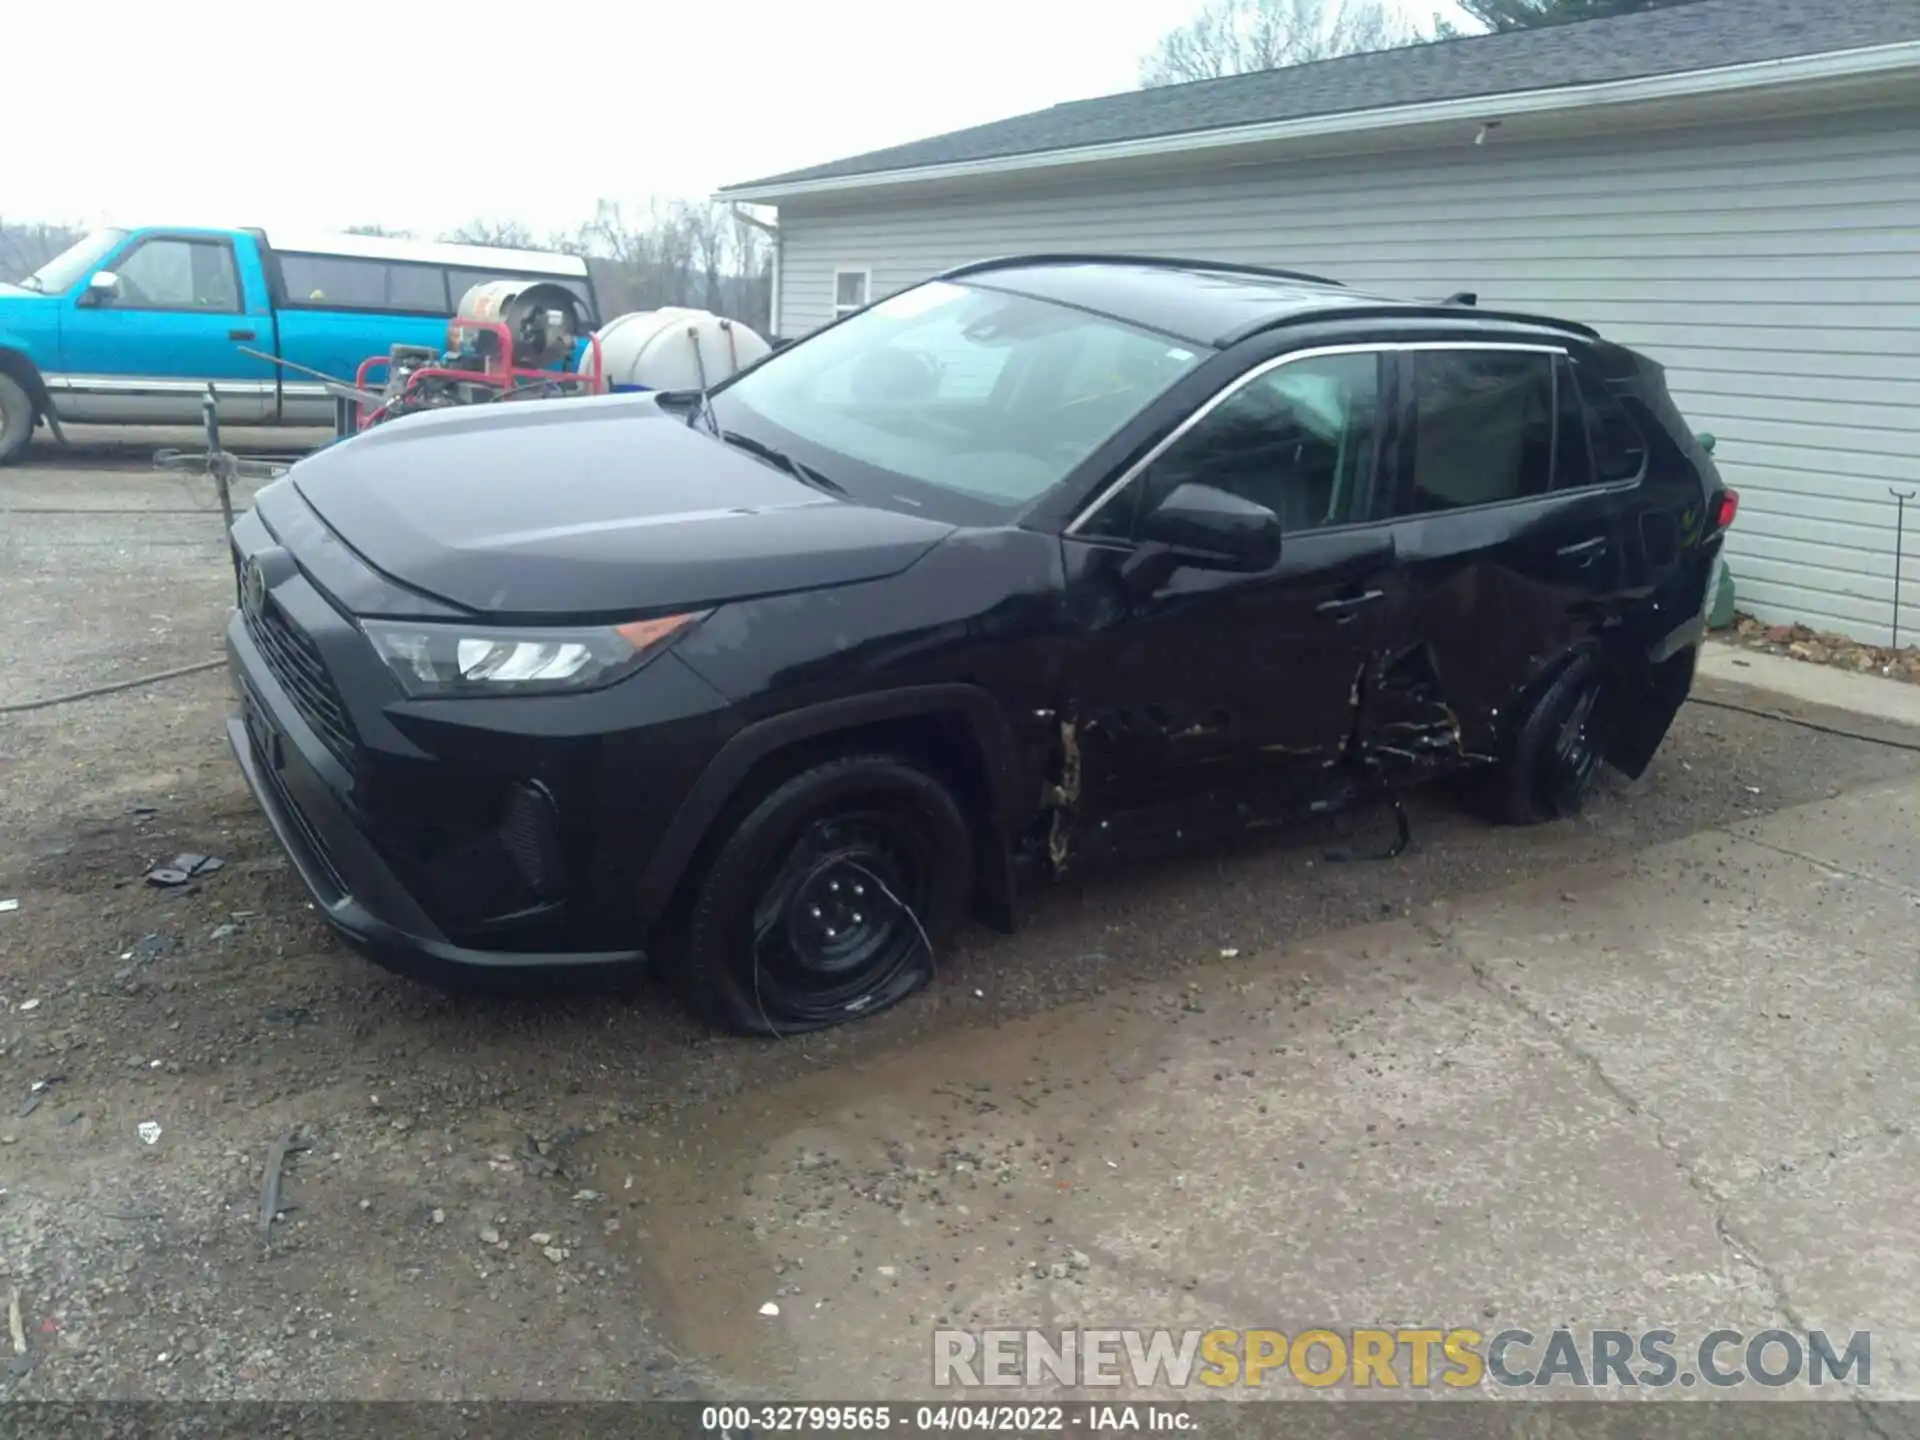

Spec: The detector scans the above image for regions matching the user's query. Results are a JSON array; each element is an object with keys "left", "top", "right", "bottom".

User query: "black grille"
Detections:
[
  {"left": 243, "top": 592, "right": 358, "bottom": 772},
  {"left": 253, "top": 735, "right": 348, "bottom": 899}
]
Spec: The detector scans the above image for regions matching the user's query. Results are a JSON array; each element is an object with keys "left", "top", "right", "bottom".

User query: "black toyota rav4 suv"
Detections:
[{"left": 226, "top": 254, "right": 1735, "bottom": 1033}]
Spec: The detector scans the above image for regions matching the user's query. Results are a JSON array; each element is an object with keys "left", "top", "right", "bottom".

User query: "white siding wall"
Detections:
[{"left": 777, "top": 107, "right": 1920, "bottom": 644}]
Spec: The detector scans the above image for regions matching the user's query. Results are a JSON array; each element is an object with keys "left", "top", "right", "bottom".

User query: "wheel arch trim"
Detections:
[
  {"left": 636, "top": 683, "right": 1023, "bottom": 927},
  {"left": 0, "top": 346, "right": 52, "bottom": 412}
]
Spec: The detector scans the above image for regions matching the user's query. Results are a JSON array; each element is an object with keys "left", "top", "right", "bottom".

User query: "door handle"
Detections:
[
  {"left": 1556, "top": 536, "right": 1608, "bottom": 560},
  {"left": 229, "top": 328, "right": 256, "bottom": 341},
  {"left": 1315, "top": 588, "right": 1385, "bottom": 620}
]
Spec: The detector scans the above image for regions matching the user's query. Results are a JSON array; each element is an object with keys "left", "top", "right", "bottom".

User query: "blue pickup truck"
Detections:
[{"left": 0, "top": 226, "right": 599, "bottom": 462}]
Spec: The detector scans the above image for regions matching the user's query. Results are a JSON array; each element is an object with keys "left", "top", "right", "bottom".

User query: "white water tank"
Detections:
[{"left": 590, "top": 307, "right": 772, "bottom": 391}]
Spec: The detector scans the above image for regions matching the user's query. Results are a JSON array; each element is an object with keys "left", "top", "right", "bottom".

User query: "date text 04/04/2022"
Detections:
[{"left": 700, "top": 1404, "right": 1196, "bottom": 1431}]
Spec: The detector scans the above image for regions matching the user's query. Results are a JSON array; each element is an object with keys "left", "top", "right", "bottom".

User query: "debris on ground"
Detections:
[
  {"left": 260, "top": 1131, "right": 309, "bottom": 1246},
  {"left": 0, "top": 899, "right": 18, "bottom": 914},
  {"left": 759, "top": 1302, "right": 780, "bottom": 1317},
  {"left": 7, "top": 1289, "right": 24, "bottom": 1357},
  {"left": 1723, "top": 613, "right": 1920, "bottom": 683},
  {"left": 145, "top": 853, "right": 225, "bottom": 887},
  {"left": 17, "top": 999, "right": 41, "bottom": 1013},
  {"left": 124, "top": 933, "right": 179, "bottom": 962},
  {"left": 137, "top": 1121, "right": 162, "bottom": 1146},
  {"left": 17, "top": 1077, "right": 61, "bottom": 1119}
]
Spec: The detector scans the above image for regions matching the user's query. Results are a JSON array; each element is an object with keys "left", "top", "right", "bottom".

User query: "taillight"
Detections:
[{"left": 1713, "top": 488, "right": 1739, "bottom": 532}]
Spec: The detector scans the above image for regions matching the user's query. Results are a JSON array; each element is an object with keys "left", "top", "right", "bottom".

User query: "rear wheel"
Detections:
[
  {"left": 676, "top": 754, "right": 971, "bottom": 1035},
  {"left": 1487, "top": 653, "right": 1611, "bottom": 825},
  {"left": 0, "top": 373, "right": 37, "bottom": 466}
]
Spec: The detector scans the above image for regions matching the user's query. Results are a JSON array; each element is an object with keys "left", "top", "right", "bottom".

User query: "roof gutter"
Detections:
[{"left": 721, "top": 38, "right": 1920, "bottom": 202}]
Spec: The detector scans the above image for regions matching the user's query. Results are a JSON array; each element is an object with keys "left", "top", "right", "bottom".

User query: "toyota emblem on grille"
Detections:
[{"left": 242, "top": 557, "right": 267, "bottom": 613}]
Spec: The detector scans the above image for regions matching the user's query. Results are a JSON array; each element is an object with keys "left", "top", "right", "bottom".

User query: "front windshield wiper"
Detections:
[{"left": 719, "top": 429, "right": 848, "bottom": 497}]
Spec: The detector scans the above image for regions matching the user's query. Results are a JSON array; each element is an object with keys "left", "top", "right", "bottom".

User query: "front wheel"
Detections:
[
  {"left": 676, "top": 754, "right": 972, "bottom": 1035},
  {"left": 1486, "top": 653, "right": 1612, "bottom": 825},
  {"left": 0, "top": 373, "right": 37, "bottom": 466}
]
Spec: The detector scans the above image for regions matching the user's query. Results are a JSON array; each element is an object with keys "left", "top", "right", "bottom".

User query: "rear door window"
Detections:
[
  {"left": 1405, "top": 349, "right": 1555, "bottom": 514},
  {"left": 1551, "top": 354, "right": 1595, "bottom": 492}
]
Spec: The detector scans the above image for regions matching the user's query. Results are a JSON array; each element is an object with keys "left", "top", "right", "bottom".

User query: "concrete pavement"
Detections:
[
  {"left": 1700, "top": 641, "right": 1920, "bottom": 729},
  {"left": 589, "top": 774, "right": 1920, "bottom": 1406}
]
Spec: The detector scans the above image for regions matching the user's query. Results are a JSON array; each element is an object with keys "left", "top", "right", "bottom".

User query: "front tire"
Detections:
[
  {"left": 677, "top": 754, "right": 971, "bottom": 1035},
  {"left": 0, "top": 373, "right": 37, "bottom": 466},
  {"left": 1487, "top": 652, "right": 1611, "bottom": 825}
]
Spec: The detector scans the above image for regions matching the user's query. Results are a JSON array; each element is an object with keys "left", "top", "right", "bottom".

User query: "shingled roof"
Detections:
[{"left": 724, "top": 0, "right": 1920, "bottom": 193}]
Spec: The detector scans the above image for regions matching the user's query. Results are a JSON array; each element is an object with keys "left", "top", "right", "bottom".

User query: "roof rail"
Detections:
[
  {"left": 1223, "top": 302, "right": 1601, "bottom": 346},
  {"left": 938, "top": 253, "right": 1346, "bottom": 289}
]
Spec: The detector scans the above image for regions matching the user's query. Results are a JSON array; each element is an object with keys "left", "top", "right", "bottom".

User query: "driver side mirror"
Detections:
[
  {"left": 81, "top": 270, "right": 119, "bottom": 306},
  {"left": 1131, "top": 482, "right": 1282, "bottom": 575}
]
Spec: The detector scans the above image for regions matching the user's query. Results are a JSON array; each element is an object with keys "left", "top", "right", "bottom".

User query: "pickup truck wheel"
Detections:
[
  {"left": 677, "top": 754, "right": 970, "bottom": 1035},
  {"left": 0, "top": 373, "right": 36, "bottom": 466},
  {"left": 1486, "top": 653, "right": 1610, "bottom": 825}
]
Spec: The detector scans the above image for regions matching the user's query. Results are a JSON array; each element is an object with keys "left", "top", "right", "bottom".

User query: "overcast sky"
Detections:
[{"left": 12, "top": 0, "right": 1464, "bottom": 241}]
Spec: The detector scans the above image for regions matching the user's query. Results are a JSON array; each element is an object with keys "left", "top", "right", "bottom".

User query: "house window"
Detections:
[{"left": 833, "top": 268, "right": 870, "bottom": 319}]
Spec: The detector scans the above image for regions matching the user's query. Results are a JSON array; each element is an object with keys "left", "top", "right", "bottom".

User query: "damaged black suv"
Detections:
[{"left": 226, "top": 255, "right": 1735, "bottom": 1033}]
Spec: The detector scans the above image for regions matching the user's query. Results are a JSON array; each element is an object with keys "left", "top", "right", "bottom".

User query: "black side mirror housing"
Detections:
[{"left": 1130, "top": 482, "right": 1282, "bottom": 577}]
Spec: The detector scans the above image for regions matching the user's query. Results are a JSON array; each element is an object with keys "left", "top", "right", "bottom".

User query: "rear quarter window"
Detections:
[
  {"left": 1572, "top": 363, "right": 1649, "bottom": 483},
  {"left": 280, "top": 253, "right": 447, "bottom": 314}
]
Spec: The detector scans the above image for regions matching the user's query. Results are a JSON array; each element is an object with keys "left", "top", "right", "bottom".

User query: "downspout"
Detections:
[{"left": 730, "top": 204, "right": 781, "bottom": 338}]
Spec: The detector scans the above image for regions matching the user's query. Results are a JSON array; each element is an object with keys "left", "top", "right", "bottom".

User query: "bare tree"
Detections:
[
  {"left": 1139, "top": 0, "right": 1422, "bottom": 86},
  {"left": 344, "top": 223, "right": 415, "bottom": 238},
  {"left": 0, "top": 219, "right": 83, "bottom": 283},
  {"left": 1450, "top": 0, "right": 1693, "bottom": 30},
  {"left": 553, "top": 199, "right": 772, "bottom": 330},
  {"left": 439, "top": 218, "right": 539, "bottom": 248}
]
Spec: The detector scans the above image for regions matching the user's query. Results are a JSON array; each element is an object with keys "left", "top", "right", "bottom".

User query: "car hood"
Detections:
[{"left": 290, "top": 393, "right": 957, "bottom": 620}]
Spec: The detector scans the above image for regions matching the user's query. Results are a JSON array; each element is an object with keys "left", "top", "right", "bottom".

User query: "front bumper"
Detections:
[{"left": 227, "top": 619, "right": 646, "bottom": 974}]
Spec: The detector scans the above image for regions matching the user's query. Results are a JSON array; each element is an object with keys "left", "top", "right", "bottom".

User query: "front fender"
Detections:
[
  {"left": 0, "top": 338, "right": 53, "bottom": 409},
  {"left": 634, "top": 683, "right": 1023, "bottom": 928}
]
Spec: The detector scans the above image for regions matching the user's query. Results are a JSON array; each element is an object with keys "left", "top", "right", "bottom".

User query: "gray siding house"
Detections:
[{"left": 721, "top": 0, "right": 1920, "bottom": 644}]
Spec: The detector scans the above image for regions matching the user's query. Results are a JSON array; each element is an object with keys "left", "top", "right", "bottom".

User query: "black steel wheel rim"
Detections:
[
  {"left": 749, "top": 809, "right": 931, "bottom": 1023},
  {"left": 1548, "top": 678, "right": 1604, "bottom": 807}
]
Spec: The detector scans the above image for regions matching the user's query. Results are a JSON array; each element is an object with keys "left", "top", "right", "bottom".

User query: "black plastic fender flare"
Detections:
[
  {"left": 0, "top": 346, "right": 52, "bottom": 415},
  {"left": 635, "top": 683, "right": 1025, "bottom": 929}
]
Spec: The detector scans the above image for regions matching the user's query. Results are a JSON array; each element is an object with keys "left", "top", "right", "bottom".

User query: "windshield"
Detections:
[
  {"left": 14, "top": 228, "right": 127, "bottom": 293},
  {"left": 711, "top": 280, "right": 1205, "bottom": 521}
]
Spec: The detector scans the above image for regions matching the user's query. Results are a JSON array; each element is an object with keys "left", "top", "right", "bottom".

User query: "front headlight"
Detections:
[{"left": 362, "top": 613, "right": 706, "bottom": 697}]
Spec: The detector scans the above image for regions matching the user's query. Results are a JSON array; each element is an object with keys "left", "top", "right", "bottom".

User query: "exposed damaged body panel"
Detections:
[{"left": 1042, "top": 319, "right": 1727, "bottom": 867}]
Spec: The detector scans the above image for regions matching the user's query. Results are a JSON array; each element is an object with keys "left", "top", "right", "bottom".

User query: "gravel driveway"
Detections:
[{"left": 4, "top": 445, "right": 1917, "bottom": 1401}]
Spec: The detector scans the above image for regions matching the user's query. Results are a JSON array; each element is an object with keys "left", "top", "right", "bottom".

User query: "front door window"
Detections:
[
  {"left": 106, "top": 238, "right": 241, "bottom": 312},
  {"left": 1083, "top": 351, "right": 1385, "bottom": 542}
]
